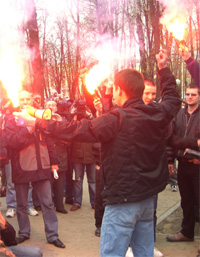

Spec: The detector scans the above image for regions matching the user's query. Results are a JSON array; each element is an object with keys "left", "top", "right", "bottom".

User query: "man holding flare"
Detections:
[
  {"left": 4, "top": 90, "right": 65, "bottom": 249},
  {"left": 13, "top": 49, "right": 181, "bottom": 257}
]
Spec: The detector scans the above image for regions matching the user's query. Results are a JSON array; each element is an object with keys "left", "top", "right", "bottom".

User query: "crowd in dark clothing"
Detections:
[{"left": 0, "top": 47, "right": 199, "bottom": 257}]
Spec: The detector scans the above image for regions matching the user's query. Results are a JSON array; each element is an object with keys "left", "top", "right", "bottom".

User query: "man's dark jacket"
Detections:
[
  {"left": 173, "top": 105, "right": 200, "bottom": 160},
  {"left": 5, "top": 116, "right": 58, "bottom": 184},
  {"left": 36, "top": 67, "right": 181, "bottom": 206}
]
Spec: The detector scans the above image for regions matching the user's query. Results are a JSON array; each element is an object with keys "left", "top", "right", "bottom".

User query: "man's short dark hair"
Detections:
[
  {"left": 144, "top": 78, "right": 157, "bottom": 87},
  {"left": 185, "top": 83, "right": 200, "bottom": 95},
  {"left": 114, "top": 69, "right": 144, "bottom": 98}
]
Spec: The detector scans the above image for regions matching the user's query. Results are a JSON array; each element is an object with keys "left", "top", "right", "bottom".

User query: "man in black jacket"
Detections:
[
  {"left": 13, "top": 50, "right": 181, "bottom": 257},
  {"left": 166, "top": 84, "right": 200, "bottom": 243}
]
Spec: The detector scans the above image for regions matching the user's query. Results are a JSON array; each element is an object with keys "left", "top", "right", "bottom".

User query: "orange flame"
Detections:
[
  {"left": 85, "top": 64, "right": 111, "bottom": 95},
  {"left": 167, "top": 19, "right": 185, "bottom": 40},
  {"left": 0, "top": 49, "right": 23, "bottom": 107}
]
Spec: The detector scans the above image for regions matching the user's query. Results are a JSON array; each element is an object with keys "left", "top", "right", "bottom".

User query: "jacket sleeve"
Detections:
[
  {"left": 45, "top": 137, "right": 59, "bottom": 165},
  {"left": 157, "top": 67, "right": 182, "bottom": 122},
  {"left": 36, "top": 111, "right": 119, "bottom": 144},
  {"left": 185, "top": 57, "right": 200, "bottom": 88},
  {"left": 167, "top": 134, "right": 198, "bottom": 150},
  {"left": 166, "top": 119, "right": 199, "bottom": 150},
  {"left": 4, "top": 117, "right": 32, "bottom": 150}
]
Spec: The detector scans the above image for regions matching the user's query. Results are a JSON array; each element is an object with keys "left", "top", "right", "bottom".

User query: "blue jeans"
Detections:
[
  {"left": 8, "top": 245, "right": 43, "bottom": 257},
  {"left": 5, "top": 161, "right": 33, "bottom": 209},
  {"left": 100, "top": 197, "right": 154, "bottom": 257},
  {"left": 73, "top": 163, "right": 96, "bottom": 207}
]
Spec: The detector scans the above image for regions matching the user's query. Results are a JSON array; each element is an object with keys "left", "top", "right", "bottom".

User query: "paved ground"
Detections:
[{"left": 0, "top": 182, "right": 199, "bottom": 257}]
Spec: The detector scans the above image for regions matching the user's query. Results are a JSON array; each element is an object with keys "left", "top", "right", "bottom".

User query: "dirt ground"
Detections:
[
  {"left": 156, "top": 206, "right": 200, "bottom": 257},
  {"left": 0, "top": 182, "right": 199, "bottom": 257},
  {"left": 157, "top": 206, "right": 199, "bottom": 236}
]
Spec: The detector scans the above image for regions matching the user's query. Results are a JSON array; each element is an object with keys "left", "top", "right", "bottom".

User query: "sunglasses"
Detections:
[{"left": 185, "top": 93, "right": 198, "bottom": 97}]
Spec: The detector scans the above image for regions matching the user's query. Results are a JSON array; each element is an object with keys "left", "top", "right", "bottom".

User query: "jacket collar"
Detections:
[
  {"left": 185, "top": 104, "right": 200, "bottom": 115},
  {"left": 122, "top": 97, "right": 143, "bottom": 108}
]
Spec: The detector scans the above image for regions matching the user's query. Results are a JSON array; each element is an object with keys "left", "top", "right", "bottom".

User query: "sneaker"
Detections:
[
  {"left": 6, "top": 208, "right": 16, "bottom": 218},
  {"left": 154, "top": 247, "right": 164, "bottom": 257},
  {"left": 28, "top": 207, "right": 39, "bottom": 216},
  {"left": 125, "top": 247, "right": 134, "bottom": 257},
  {"left": 171, "top": 185, "right": 178, "bottom": 192}
]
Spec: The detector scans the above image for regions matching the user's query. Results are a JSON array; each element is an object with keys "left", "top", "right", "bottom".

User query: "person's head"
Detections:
[
  {"left": 45, "top": 100, "right": 57, "bottom": 113},
  {"left": 143, "top": 79, "right": 157, "bottom": 105},
  {"left": 18, "top": 90, "right": 33, "bottom": 110},
  {"left": 185, "top": 83, "right": 200, "bottom": 107},
  {"left": 113, "top": 69, "right": 144, "bottom": 106}
]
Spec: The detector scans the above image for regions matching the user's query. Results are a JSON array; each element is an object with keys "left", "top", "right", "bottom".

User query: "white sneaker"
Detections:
[
  {"left": 6, "top": 208, "right": 16, "bottom": 218},
  {"left": 125, "top": 247, "right": 134, "bottom": 257},
  {"left": 154, "top": 247, "right": 164, "bottom": 257},
  {"left": 171, "top": 185, "right": 178, "bottom": 192},
  {"left": 28, "top": 207, "right": 39, "bottom": 216}
]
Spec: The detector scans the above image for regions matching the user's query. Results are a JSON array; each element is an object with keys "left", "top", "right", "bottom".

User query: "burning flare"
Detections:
[
  {"left": 0, "top": 49, "right": 23, "bottom": 107},
  {"left": 85, "top": 64, "right": 108, "bottom": 96},
  {"left": 167, "top": 19, "right": 185, "bottom": 41}
]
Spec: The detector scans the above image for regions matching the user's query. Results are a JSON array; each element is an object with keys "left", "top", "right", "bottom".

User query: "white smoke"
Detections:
[{"left": 158, "top": 0, "right": 194, "bottom": 25}]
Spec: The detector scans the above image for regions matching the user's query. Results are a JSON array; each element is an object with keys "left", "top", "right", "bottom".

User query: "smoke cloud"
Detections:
[
  {"left": 158, "top": 0, "right": 195, "bottom": 26},
  {"left": 0, "top": 1, "right": 35, "bottom": 105}
]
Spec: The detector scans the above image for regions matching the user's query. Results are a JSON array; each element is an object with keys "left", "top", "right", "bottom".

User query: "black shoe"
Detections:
[
  {"left": 95, "top": 227, "right": 101, "bottom": 237},
  {"left": 56, "top": 208, "right": 68, "bottom": 214},
  {"left": 70, "top": 205, "right": 80, "bottom": 211},
  {"left": 16, "top": 236, "right": 29, "bottom": 244},
  {"left": 166, "top": 232, "right": 194, "bottom": 242},
  {"left": 49, "top": 239, "right": 65, "bottom": 248}
]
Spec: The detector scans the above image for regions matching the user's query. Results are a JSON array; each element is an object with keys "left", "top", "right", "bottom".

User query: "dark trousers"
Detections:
[
  {"left": 94, "top": 166, "right": 105, "bottom": 228},
  {"left": 15, "top": 180, "right": 58, "bottom": 242},
  {"left": 51, "top": 170, "right": 66, "bottom": 210},
  {"left": 178, "top": 161, "right": 200, "bottom": 238},
  {"left": 65, "top": 160, "right": 74, "bottom": 203}
]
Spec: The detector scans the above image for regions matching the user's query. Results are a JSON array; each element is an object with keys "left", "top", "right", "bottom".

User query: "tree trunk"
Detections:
[{"left": 24, "top": 0, "right": 45, "bottom": 103}]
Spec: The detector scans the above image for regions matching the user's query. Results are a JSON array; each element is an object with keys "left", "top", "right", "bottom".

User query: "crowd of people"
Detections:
[{"left": 0, "top": 45, "right": 199, "bottom": 257}]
